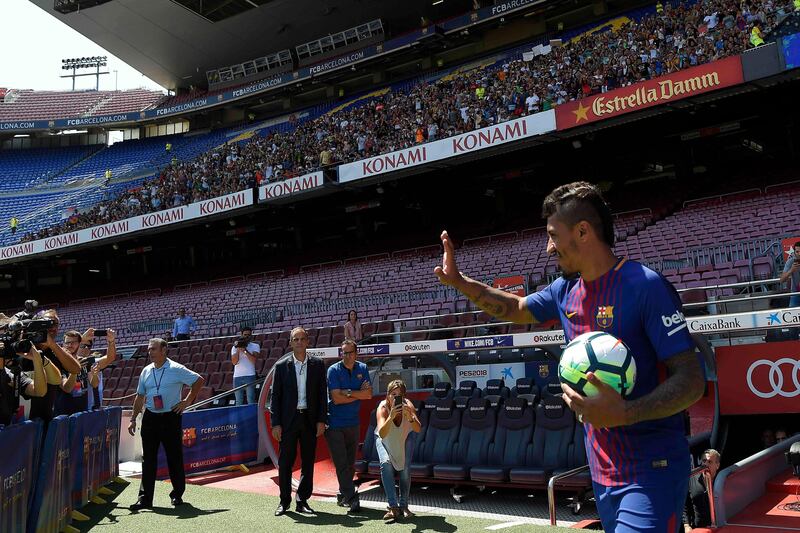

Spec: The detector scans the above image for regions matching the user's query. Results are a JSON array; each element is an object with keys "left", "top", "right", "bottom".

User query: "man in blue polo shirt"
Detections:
[{"left": 326, "top": 339, "right": 372, "bottom": 513}]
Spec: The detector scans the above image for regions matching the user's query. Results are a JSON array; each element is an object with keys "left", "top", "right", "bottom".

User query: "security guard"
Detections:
[{"left": 128, "top": 338, "right": 204, "bottom": 510}]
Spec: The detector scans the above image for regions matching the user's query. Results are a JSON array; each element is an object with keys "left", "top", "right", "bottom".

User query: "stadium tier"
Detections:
[
  {"left": 1, "top": 0, "right": 787, "bottom": 249},
  {"left": 39, "top": 184, "right": 786, "bottom": 354},
  {"left": 0, "top": 145, "right": 100, "bottom": 191},
  {"left": 0, "top": 88, "right": 164, "bottom": 121}
]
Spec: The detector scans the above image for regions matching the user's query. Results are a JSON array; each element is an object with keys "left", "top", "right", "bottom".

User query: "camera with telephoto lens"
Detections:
[
  {"left": 787, "top": 442, "right": 800, "bottom": 478},
  {"left": 0, "top": 300, "right": 55, "bottom": 362},
  {"left": 235, "top": 336, "right": 249, "bottom": 349}
]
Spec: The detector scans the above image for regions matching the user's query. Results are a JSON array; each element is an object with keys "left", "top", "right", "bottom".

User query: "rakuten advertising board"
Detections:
[
  {"left": 337, "top": 110, "right": 556, "bottom": 183},
  {"left": 0, "top": 189, "right": 254, "bottom": 263}
]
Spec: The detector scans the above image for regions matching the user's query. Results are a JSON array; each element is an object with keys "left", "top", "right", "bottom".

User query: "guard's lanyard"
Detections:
[{"left": 152, "top": 366, "right": 166, "bottom": 394}]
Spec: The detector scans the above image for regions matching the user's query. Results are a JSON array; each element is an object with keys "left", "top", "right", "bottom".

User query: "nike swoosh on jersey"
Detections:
[{"left": 566, "top": 311, "right": 577, "bottom": 318}]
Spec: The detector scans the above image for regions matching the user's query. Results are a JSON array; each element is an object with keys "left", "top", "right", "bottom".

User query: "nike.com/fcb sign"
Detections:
[{"left": 555, "top": 55, "right": 744, "bottom": 130}]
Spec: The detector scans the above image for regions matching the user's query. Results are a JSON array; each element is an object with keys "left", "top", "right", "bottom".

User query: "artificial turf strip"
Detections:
[{"left": 70, "top": 478, "right": 576, "bottom": 532}]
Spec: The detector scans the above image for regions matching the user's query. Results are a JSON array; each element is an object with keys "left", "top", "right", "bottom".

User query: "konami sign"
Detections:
[
  {"left": 337, "top": 109, "right": 556, "bottom": 182},
  {"left": 259, "top": 171, "right": 323, "bottom": 202},
  {"left": 0, "top": 189, "right": 254, "bottom": 263}
]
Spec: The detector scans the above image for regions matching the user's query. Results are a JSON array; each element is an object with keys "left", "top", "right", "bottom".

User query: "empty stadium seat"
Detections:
[
  {"left": 455, "top": 380, "right": 481, "bottom": 399},
  {"left": 470, "top": 397, "right": 535, "bottom": 483},
  {"left": 553, "top": 421, "right": 592, "bottom": 490},
  {"left": 433, "top": 398, "right": 496, "bottom": 481},
  {"left": 355, "top": 409, "right": 379, "bottom": 475},
  {"left": 509, "top": 396, "right": 574, "bottom": 486},
  {"left": 409, "top": 399, "right": 460, "bottom": 479},
  {"left": 511, "top": 377, "right": 540, "bottom": 403},
  {"left": 484, "top": 378, "right": 510, "bottom": 399}
]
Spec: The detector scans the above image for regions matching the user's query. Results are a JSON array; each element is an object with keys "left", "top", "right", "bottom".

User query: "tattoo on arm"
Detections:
[
  {"left": 468, "top": 286, "right": 510, "bottom": 318},
  {"left": 625, "top": 350, "right": 704, "bottom": 425}
]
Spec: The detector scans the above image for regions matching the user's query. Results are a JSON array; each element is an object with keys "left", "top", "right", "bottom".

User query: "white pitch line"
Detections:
[{"left": 485, "top": 520, "right": 529, "bottom": 530}]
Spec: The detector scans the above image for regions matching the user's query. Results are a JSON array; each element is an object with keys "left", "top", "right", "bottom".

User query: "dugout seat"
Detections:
[
  {"left": 355, "top": 409, "right": 379, "bottom": 475},
  {"left": 470, "top": 397, "right": 535, "bottom": 483},
  {"left": 509, "top": 395, "right": 574, "bottom": 486},
  {"left": 511, "top": 377, "right": 540, "bottom": 403},
  {"left": 433, "top": 398, "right": 496, "bottom": 481},
  {"left": 484, "top": 378, "right": 510, "bottom": 399},
  {"left": 409, "top": 399, "right": 460, "bottom": 479}
]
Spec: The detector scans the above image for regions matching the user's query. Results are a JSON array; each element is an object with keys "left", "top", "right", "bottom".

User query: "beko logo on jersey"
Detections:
[
  {"left": 662, "top": 311, "right": 688, "bottom": 336},
  {"left": 661, "top": 311, "right": 686, "bottom": 327}
]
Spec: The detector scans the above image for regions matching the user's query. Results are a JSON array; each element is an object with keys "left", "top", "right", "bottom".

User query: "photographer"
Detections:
[
  {"left": 26, "top": 309, "right": 81, "bottom": 424},
  {"left": 375, "top": 379, "right": 421, "bottom": 522},
  {"left": 57, "top": 328, "right": 116, "bottom": 415},
  {"left": 0, "top": 344, "right": 48, "bottom": 426},
  {"left": 231, "top": 326, "right": 259, "bottom": 405}
]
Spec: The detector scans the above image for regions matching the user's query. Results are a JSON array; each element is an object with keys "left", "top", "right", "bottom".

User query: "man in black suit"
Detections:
[{"left": 269, "top": 326, "right": 327, "bottom": 516}]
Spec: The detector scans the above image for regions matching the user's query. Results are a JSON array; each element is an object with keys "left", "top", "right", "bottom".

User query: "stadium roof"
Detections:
[{"left": 29, "top": 0, "right": 467, "bottom": 91}]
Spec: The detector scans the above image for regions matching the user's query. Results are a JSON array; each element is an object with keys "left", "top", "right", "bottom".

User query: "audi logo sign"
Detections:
[
  {"left": 746, "top": 358, "right": 800, "bottom": 399},
  {"left": 717, "top": 341, "right": 800, "bottom": 415}
]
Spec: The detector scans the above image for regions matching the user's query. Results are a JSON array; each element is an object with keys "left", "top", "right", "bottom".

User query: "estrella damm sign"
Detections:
[{"left": 555, "top": 55, "right": 744, "bottom": 130}]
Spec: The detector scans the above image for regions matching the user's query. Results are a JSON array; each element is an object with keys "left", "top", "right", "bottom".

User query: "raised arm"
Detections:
[{"left": 434, "top": 230, "right": 536, "bottom": 324}]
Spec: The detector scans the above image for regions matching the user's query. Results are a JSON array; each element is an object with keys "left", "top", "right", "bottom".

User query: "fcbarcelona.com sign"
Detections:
[
  {"left": 555, "top": 55, "right": 744, "bottom": 130},
  {"left": 0, "top": 189, "right": 254, "bottom": 263},
  {"left": 337, "top": 110, "right": 556, "bottom": 183}
]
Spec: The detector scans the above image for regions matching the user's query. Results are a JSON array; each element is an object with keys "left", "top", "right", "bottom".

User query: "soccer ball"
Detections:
[{"left": 558, "top": 331, "right": 636, "bottom": 398}]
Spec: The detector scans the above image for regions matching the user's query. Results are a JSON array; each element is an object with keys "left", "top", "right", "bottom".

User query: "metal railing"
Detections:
[
  {"left": 546, "top": 464, "right": 716, "bottom": 528},
  {"left": 547, "top": 465, "right": 589, "bottom": 526}
]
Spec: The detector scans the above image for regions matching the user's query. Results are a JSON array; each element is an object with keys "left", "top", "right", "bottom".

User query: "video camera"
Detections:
[
  {"left": 235, "top": 336, "right": 249, "bottom": 349},
  {"left": 0, "top": 300, "right": 55, "bottom": 362}
]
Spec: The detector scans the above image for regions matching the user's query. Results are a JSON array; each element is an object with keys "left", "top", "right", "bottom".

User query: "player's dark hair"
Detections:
[{"left": 541, "top": 181, "right": 615, "bottom": 246}]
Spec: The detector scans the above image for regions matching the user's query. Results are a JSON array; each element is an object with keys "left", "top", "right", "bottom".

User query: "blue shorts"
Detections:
[{"left": 593, "top": 478, "right": 688, "bottom": 533}]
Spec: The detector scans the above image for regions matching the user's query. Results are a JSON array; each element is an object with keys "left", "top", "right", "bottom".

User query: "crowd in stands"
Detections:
[{"left": 16, "top": 0, "right": 792, "bottom": 244}]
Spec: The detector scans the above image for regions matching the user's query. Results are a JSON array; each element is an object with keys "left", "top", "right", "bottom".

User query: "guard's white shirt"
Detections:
[{"left": 293, "top": 354, "right": 308, "bottom": 409}]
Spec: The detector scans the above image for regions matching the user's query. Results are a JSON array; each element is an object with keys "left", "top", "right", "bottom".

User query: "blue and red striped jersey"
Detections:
[{"left": 526, "top": 258, "right": 697, "bottom": 486}]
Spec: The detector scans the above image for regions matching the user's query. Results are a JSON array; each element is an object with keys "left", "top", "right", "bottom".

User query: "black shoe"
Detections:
[
  {"left": 275, "top": 504, "right": 289, "bottom": 516},
  {"left": 130, "top": 500, "right": 152, "bottom": 511},
  {"left": 295, "top": 501, "right": 315, "bottom": 514},
  {"left": 347, "top": 501, "right": 361, "bottom": 513},
  {"left": 336, "top": 493, "right": 345, "bottom": 506},
  {"left": 171, "top": 497, "right": 185, "bottom": 506}
]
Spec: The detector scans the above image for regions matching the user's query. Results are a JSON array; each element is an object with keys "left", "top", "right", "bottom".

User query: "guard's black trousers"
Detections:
[{"left": 139, "top": 410, "right": 185, "bottom": 504}]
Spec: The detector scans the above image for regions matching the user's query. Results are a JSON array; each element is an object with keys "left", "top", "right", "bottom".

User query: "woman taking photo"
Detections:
[{"left": 375, "top": 379, "right": 421, "bottom": 522}]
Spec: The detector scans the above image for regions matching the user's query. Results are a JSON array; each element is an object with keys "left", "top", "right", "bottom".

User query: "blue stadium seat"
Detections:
[
  {"left": 511, "top": 377, "right": 540, "bottom": 403},
  {"left": 483, "top": 395, "right": 503, "bottom": 409},
  {"left": 554, "top": 420, "right": 592, "bottom": 489},
  {"left": 355, "top": 408, "right": 378, "bottom": 475},
  {"left": 428, "top": 382, "right": 454, "bottom": 402},
  {"left": 509, "top": 395, "right": 573, "bottom": 486},
  {"left": 455, "top": 380, "right": 481, "bottom": 399},
  {"left": 541, "top": 381, "right": 564, "bottom": 398},
  {"left": 409, "top": 399, "right": 460, "bottom": 479},
  {"left": 470, "top": 396, "right": 534, "bottom": 483},
  {"left": 484, "top": 378, "right": 510, "bottom": 399},
  {"left": 433, "top": 398, "right": 496, "bottom": 481}
]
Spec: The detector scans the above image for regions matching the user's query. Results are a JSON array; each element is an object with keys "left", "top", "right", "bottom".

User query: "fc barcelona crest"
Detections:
[
  {"left": 538, "top": 364, "right": 549, "bottom": 378},
  {"left": 596, "top": 306, "right": 614, "bottom": 328},
  {"left": 183, "top": 427, "right": 197, "bottom": 448}
]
